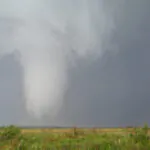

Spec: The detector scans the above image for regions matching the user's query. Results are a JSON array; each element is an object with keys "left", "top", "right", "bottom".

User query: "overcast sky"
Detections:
[{"left": 0, "top": 0, "right": 150, "bottom": 127}]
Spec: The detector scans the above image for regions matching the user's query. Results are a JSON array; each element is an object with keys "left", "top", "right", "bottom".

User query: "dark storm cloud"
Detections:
[
  {"left": 0, "top": 54, "right": 24, "bottom": 125},
  {"left": 57, "top": 0, "right": 150, "bottom": 127},
  {"left": 0, "top": 0, "right": 150, "bottom": 126}
]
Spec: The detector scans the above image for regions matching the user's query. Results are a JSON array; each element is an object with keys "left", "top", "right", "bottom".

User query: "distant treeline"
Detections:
[{"left": 0, "top": 125, "right": 146, "bottom": 129}]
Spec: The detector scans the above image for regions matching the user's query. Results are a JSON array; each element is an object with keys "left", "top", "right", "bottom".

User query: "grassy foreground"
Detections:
[{"left": 0, "top": 125, "right": 150, "bottom": 149}]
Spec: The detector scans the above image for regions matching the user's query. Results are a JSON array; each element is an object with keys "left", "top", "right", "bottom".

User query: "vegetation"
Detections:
[{"left": 0, "top": 124, "right": 150, "bottom": 149}]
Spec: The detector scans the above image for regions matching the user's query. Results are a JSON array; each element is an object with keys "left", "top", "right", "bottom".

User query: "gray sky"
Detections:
[{"left": 0, "top": 0, "right": 150, "bottom": 126}]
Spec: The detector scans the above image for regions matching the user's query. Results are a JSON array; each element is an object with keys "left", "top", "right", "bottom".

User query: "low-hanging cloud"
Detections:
[
  {"left": 0, "top": 0, "right": 150, "bottom": 126},
  {"left": 0, "top": 0, "right": 119, "bottom": 119}
]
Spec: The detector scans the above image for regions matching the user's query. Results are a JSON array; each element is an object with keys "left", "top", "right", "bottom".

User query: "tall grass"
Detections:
[{"left": 0, "top": 124, "right": 150, "bottom": 149}]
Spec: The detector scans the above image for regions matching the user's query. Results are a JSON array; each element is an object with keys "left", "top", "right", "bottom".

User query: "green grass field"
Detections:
[{"left": 0, "top": 125, "right": 150, "bottom": 149}]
